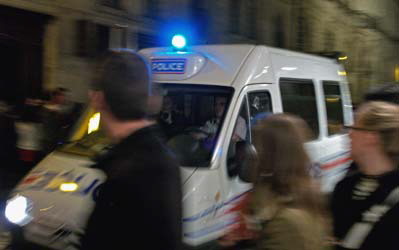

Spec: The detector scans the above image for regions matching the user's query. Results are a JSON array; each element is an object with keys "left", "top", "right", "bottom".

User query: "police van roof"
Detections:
[
  {"left": 140, "top": 44, "right": 342, "bottom": 88},
  {"left": 140, "top": 44, "right": 255, "bottom": 87}
]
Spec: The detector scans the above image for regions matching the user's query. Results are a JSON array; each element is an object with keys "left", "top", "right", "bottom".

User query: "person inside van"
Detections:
[
  {"left": 159, "top": 96, "right": 187, "bottom": 138},
  {"left": 202, "top": 96, "right": 246, "bottom": 144},
  {"left": 331, "top": 101, "right": 399, "bottom": 250},
  {"left": 201, "top": 96, "right": 228, "bottom": 137},
  {"left": 219, "top": 114, "right": 330, "bottom": 250}
]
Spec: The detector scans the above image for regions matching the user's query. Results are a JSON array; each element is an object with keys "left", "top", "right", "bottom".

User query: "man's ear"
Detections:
[{"left": 89, "top": 90, "right": 106, "bottom": 111}]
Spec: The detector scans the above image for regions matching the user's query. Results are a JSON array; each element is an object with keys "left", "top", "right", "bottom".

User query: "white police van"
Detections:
[{"left": 5, "top": 36, "right": 353, "bottom": 249}]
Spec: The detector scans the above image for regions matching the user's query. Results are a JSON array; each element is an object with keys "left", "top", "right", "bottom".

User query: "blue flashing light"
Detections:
[{"left": 172, "top": 34, "right": 187, "bottom": 50}]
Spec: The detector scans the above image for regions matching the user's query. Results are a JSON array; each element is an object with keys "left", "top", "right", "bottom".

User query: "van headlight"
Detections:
[{"left": 5, "top": 195, "right": 33, "bottom": 226}]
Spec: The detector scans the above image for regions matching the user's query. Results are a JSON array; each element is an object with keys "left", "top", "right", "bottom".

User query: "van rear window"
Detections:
[{"left": 279, "top": 78, "right": 319, "bottom": 138}]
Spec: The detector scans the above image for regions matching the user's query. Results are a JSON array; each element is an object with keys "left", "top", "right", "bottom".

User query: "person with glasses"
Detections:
[{"left": 331, "top": 101, "right": 399, "bottom": 250}]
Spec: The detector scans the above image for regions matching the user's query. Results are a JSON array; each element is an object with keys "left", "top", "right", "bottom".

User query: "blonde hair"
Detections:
[
  {"left": 251, "top": 114, "right": 326, "bottom": 219},
  {"left": 357, "top": 101, "right": 399, "bottom": 162}
]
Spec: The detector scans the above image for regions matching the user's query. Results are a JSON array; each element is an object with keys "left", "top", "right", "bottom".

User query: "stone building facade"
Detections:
[
  {"left": 299, "top": 0, "right": 399, "bottom": 102},
  {"left": 0, "top": 0, "right": 147, "bottom": 102},
  {"left": 0, "top": 0, "right": 397, "bottom": 103},
  {"left": 202, "top": 0, "right": 399, "bottom": 102}
]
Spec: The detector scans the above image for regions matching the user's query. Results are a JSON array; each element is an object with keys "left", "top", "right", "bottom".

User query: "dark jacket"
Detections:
[
  {"left": 0, "top": 111, "right": 20, "bottom": 194},
  {"left": 331, "top": 166, "right": 398, "bottom": 250},
  {"left": 257, "top": 208, "right": 328, "bottom": 250},
  {"left": 80, "top": 125, "right": 182, "bottom": 250}
]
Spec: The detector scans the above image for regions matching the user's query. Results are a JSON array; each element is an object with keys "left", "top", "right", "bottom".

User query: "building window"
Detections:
[
  {"left": 324, "top": 31, "right": 335, "bottom": 51},
  {"left": 145, "top": 0, "right": 160, "bottom": 19},
  {"left": 100, "top": 0, "right": 121, "bottom": 9},
  {"left": 96, "top": 24, "right": 110, "bottom": 54},
  {"left": 297, "top": 15, "right": 311, "bottom": 51},
  {"left": 323, "top": 81, "right": 344, "bottom": 135},
  {"left": 274, "top": 15, "right": 285, "bottom": 48},
  {"left": 230, "top": 0, "right": 241, "bottom": 34},
  {"left": 137, "top": 32, "right": 159, "bottom": 49},
  {"left": 191, "top": 0, "right": 209, "bottom": 38},
  {"left": 247, "top": 0, "right": 257, "bottom": 40},
  {"left": 280, "top": 78, "right": 319, "bottom": 138},
  {"left": 76, "top": 21, "right": 109, "bottom": 57}
]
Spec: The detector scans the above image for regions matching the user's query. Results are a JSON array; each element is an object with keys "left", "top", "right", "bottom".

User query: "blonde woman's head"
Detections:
[{"left": 352, "top": 101, "right": 399, "bottom": 164}]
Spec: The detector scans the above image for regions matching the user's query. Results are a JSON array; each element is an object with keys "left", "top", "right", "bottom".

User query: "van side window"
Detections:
[
  {"left": 323, "top": 81, "right": 344, "bottom": 135},
  {"left": 248, "top": 91, "right": 273, "bottom": 128},
  {"left": 227, "top": 97, "right": 250, "bottom": 177},
  {"left": 279, "top": 78, "right": 319, "bottom": 138}
]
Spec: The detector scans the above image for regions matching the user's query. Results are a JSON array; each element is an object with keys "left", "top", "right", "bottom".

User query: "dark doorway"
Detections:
[
  {"left": 0, "top": 5, "right": 51, "bottom": 106},
  {"left": 0, "top": 40, "right": 20, "bottom": 104}
]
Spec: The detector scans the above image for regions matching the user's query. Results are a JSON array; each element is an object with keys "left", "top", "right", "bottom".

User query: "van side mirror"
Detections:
[{"left": 228, "top": 141, "right": 258, "bottom": 183}]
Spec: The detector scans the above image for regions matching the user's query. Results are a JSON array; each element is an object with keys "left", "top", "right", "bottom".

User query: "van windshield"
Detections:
[{"left": 58, "top": 84, "right": 234, "bottom": 167}]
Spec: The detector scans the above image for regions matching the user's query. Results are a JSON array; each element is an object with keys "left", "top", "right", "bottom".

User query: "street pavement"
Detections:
[{"left": 0, "top": 227, "right": 225, "bottom": 250}]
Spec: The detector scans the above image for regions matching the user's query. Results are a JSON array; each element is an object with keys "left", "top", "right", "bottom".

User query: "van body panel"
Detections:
[
  {"left": 182, "top": 168, "right": 224, "bottom": 246},
  {"left": 231, "top": 46, "right": 276, "bottom": 86},
  {"left": 271, "top": 52, "right": 341, "bottom": 82},
  {"left": 11, "top": 152, "right": 106, "bottom": 249}
]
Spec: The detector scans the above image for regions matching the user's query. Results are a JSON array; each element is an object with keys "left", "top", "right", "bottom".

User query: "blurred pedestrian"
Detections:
[
  {"left": 346, "top": 83, "right": 398, "bottom": 177},
  {"left": 40, "top": 87, "right": 73, "bottom": 155},
  {"left": 80, "top": 50, "right": 182, "bottom": 250},
  {"left": 219, "top": 114, "right": 330, "bottom": 250},
  {"left": 15, "top": 99, "right": 44, "bottom": 171},
  {"left": 331, "top": 101, "right": 399, "bottom": 250},
  {"left": 0, "top": 100, "right": 20, "bottom": 225}
]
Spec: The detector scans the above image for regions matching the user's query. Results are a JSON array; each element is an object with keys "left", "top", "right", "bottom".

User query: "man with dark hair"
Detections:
[
  {"left": 80, "top": 50, "right": 182, "bottom": 250},
  {"left": 364, "top": 83, "right": 399, "bottom": 105}
]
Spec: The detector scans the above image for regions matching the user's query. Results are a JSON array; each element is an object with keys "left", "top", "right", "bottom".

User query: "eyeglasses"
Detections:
[{"left": 342, "top": 125, "right": 378, "bottom": 132}]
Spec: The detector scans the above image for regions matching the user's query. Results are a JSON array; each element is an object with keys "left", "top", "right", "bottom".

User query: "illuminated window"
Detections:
[{"left": 323, "top": 81, "right": 344, "bottom": 135}]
